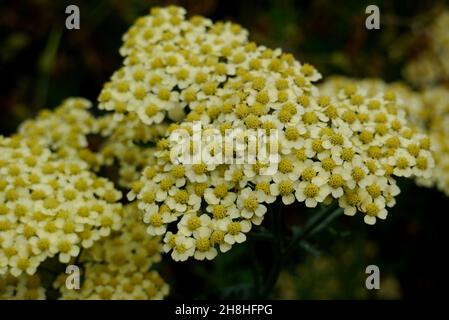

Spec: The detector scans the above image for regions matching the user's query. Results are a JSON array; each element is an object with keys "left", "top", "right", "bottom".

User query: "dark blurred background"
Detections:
[{"left": 1, "top": 0, "right": 448, "bottom": 299}]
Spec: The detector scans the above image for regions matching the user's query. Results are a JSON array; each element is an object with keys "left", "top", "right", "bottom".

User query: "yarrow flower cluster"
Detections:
[
  {"left": 315, "top": 84, "right": 433, "bottom": 222},
  {"left": 113, "top": 6, "right": 324, "bottom": 261},
  {"left": 0, "top": 5, "right": 441, "bottom": 298},
  {"left": 97, "top": 6, "right": 436, "bottom": 263},
  {"left": 18, "top": 98, "right": 103, "bottom": 171},
  {"left": 418, "top": 88, "right": 449, "bottom": 194},
  {"left": 95, "top": 112, "right": 165, "bottom": 189},
  {"left": 0, "top": 273, "right": 45, "bottom": 300},
  {"left": 19, "top": 97, "right": 164, "bottom": 190},
  {"left": 404, "top": 10, "right": 449, "bottom": 87},
  {"left": 320, "top": 76, "right": 449, "bottom": 196},
  {"left": 0, "top": 134, "right": 123, "bottom": 276},
  {"left": 54, "top": 204, "right": 168, "bottom": 300}
]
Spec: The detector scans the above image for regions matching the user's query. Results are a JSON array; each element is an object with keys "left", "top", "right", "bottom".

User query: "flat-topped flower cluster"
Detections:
[
  {"left": 321, "top": 76, "right": 448, "bottom": 196},
  {"left": 96, "top": 6, "right": 434, "bottom": 262},
  {"left": 55, "top": 203, "right": 168, "bottom": 300},
  {"left": 0, "top": 5, "right": 441, "bottom": 298},
  {"left": 0, "top": 133, "right": 122, "bottom": 276},
  {"left": 404, "top": 10, "right": 449, "bottom": 87}
]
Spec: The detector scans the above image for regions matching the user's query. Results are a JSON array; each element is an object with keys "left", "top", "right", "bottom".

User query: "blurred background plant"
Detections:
[{"left": 1, "top": 0, "right": 448, "bottom": 299}]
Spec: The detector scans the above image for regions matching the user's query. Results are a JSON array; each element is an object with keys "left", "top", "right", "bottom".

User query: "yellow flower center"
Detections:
[
  {"left": 212, "top": 205, "right": 227, "bottom": 219},
  {"left": 196, "top": 238, "right": 211, "bottom": 251},
  {"left": 160, "top": 178, "right": 174, "bottom": 191},
  {"left": 211, "top": 230, "right": 225, "bottom": 244},
  {"left": 228, "top": 222, "right": 241, "bottom": 235},
  {"left": 365, "top": 203, "right": 380, "bottom": 216},
  {"left": 279, "top": 158, "right": 293, "bottom": 173},
  {"left": 43, "top": 198, "right": 59, "bottom": 210},
  {"left": 5, "top": 189, "right": 19, "bottom": 201},
  {"left": 359, "top": 130, "right": 373, "bottom": 144},
  {"left": 318, "top": 96, "right": 330, "bottom": 107},
  {"left": 328, "top": 174, "right": 344, "bottom": 188},
  {"left": 142, "top": 191, "right": 156, "bottom": 203},
  {"left": 278, "top": 180, "right": 294, "bottom": 196},
  {"left": 63, "top": 189, "right": 77, "bottom": 201},
  {"left": 134, "top": 86, "right": 147, "bottom": 100},
  {"left": 312, "top": 139, "right": 324, "bottom": 153},
  {"left": 296, "top": 93, "right": 310, "bottom": 106},
  {"left": 232, "top": 169, "right": 243, "bottom": 182},
  {"left": 396, "top": 157, "right": 409, "bottom": 169},
  {"left": 302, "top": 112, "right": 318, "bottom": 124},
  {"left": 330, "top": 133, "right": 344, "bottom": 145},
  {"left": 214, "top": 184, "right": 228, "bottom": 198},
  {"left": 244, "top": 115, "right": 260, "bottom": 129},
  {"left": 278, "top": 109, "right": 292, "bottom": 123},
  {"left": 187, "top": 216, "right": 200, "bottom": 230},
  {"left": 252, "top": 77, "right": 265, "bottom": 90},
  {"left": 285, "top": 127, "right": 299, "bottom": 141},
  {"left": 301, "top": 64, "right": 315, "bottom": 77},
  {"left": 0, "top": 204, "right": 8, "bottom": 215},
  {"left": 193, "top": 163, "right": 207, "bottom": 175},
  {"left": 256, "top": 182, "right": 270, "bottom": 194},
  {"left": 366, "top": 184, "right": 381, "bottom": 198},
  {"left": 293, "top": 148, "right": 307, "bottom": 161},
  {"left": 368, "top": 146, "right": 382, "bottom": 159},
  {"left": 304, "top": 183, "right": 319, "bottom": 198},
  {"left": 351, "top": 167, "right": 365, "bottom": 182},
  {"left": 346, "top": 191, "right": 360, "bottom": 206},
  {"left": 145, "top": 104, "right": 159, "bottom": 117},
  {"left": 321, "top": 157, "right": 336, "bottom": 171},
  {"left": 57, "top": 240, "right": 72, "bottom": 253},
  {"left": 17, "top": 258, "right": 30, "bottom": 270},
  {"left": 150, "top": 214, "right": 164, "bottom": 227},
  {"left": 176, "top": 243, "right": 187, "bottom": 254},
  {"left": 302, "top": 167, "right": 316, "bottom": 181},
  {"left": 174, "top": 190, "right": 188, "bottom": 204},
  {"left": 157, "top": 88, "right": 171, "bottom": 101},
  {"left": 0, "top": 220, "right": 11, "bottom": 231},
  {"left": 37, "top": 238, "right": 50, "bottom": 251},
  {"left": 416, "top": 156, "right": 428, "bottom": 170},
  {"left": 256, "top": 91, "right": 269, "bottom": 104},
  {"left": 244, "top": 197, "right": 259, "bottom": 212}
]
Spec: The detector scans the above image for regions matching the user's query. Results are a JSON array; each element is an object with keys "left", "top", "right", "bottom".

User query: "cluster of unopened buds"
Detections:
[{"left": 0, "top": 5, "right": 443, "bottom": 299}]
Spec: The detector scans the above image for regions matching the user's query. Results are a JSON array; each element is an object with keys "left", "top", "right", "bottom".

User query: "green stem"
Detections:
[
  {"left": 249, "top": 241, "right": 260, "bottom": 296},
  {"left": 258, "top": 202, "right": 342, "bottom": 298},
  {"left": 247, "top": 231, "right": 274, "bottom": 241},
  {"left": 284, "top": 205, "right": 342, "bottom": 259},
  {"left": 259, "top": 202, "right": 283, "bottom": 298},
  {"left": 34, "top": 27, "right": 61, "bottom": 108}
]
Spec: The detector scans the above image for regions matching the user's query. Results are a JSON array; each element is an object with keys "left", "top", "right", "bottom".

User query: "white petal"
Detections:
[{"left": 364, "top": 215, "right": 376, "bottom": 225}]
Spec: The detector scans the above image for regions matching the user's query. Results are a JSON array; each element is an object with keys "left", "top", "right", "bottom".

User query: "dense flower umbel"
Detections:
[
  {"left": 96, "top": 112, "right": 165, "bottom": 189},
  {"left": 118, "top": 6, "right": 323, "bottom": 261},
  {"left": 55, "top": 204, "right": 168, "bottom": 300},
  {"left": 99, "top": 5, "right": 320, "bottom": 129},
  {"left": 404, "top": 10, "right": 449, "bottom": 87},
  {"left": 318, "top": 81, "right": 434, "bottom": 223},
  {"left": 19, "top": 97, "right": 164, "bottom": 190},
  {"left": 0, "top": 273, "right": 45, "bottom": 300},
  {"left": 114, "top": 6, "right": 436, "bottom": 263},
  {"left": 0, "top": 135, "right": 123, "bottom": 276},
  {"left": 419, "top": 87, "right": 449, "bottom": 195},
  {"left": 0, "top": 6, "right": 437, "bottom": 281},
  {"left": 320, "top": 76, "right": 449, "bottom": 195},
  {"left": 19, "top": 98, "right": 104, "bottom": 171}
]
